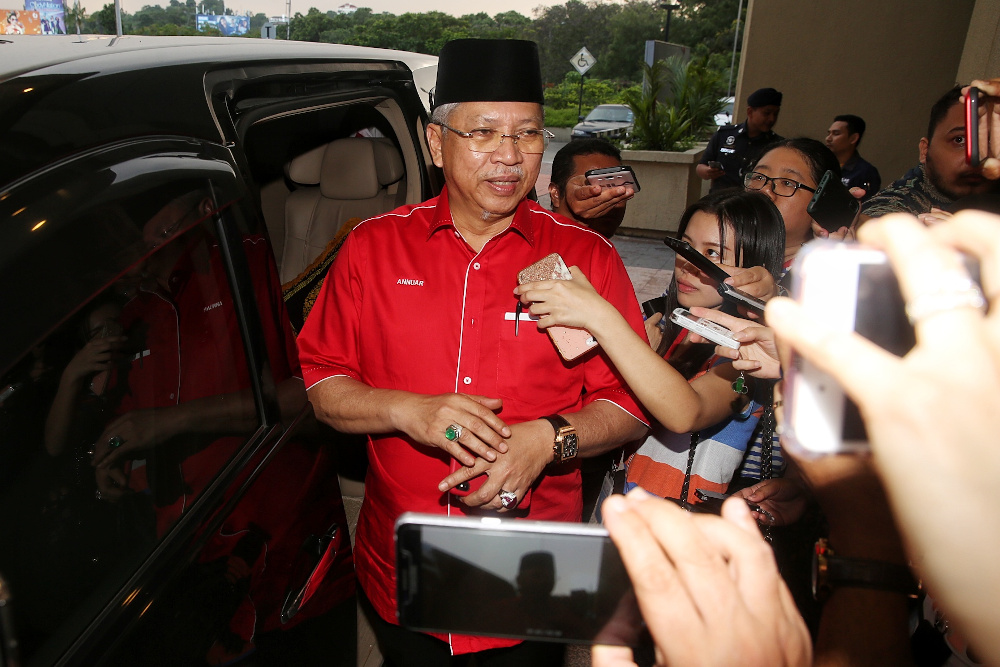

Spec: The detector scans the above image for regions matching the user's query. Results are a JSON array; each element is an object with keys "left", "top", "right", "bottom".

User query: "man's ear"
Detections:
[
  {"left": 426, "top": 123, "right": 445, "bottom": 169},
  {"left": 918, "top": 137, "right": 929, "bottom": 164},
  {"left": 547, "top": 182, "right": 560, "bottom": 209},
  {"left": 849, "top": 133, "right": 860, "bottom": 148}
]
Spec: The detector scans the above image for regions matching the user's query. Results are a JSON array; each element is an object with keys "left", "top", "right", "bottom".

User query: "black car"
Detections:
[
  {"left": 0, "top": 34, "right": 439, "bottom": 667},
  {"left": 570, "top": 104, "right": 634, "bottom": 140}
]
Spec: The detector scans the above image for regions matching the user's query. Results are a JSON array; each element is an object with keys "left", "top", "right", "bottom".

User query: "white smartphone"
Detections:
[
  {"left": 668, "top": 307, "right": 740, "bottom": 349},
  {"left": 783, "top": 242, "right": 916, "bottom": 456},
  {"left": 395, "top": 513, "right": 642, "bottom": 646}
]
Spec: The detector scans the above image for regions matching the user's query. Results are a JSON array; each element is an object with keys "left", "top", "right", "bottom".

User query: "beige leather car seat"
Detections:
[{"left": 278, "top": 137, "right": 405, "bottom": 284}]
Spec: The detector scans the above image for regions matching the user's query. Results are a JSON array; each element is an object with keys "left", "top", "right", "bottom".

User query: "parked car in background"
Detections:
[
  {"left": 0, "top": 34, "right": 438, "bottom": 667},
  {"left": 714, "top": 96, "right": 735, "bottom": 127},
  {"left": 571, "top": 104, "right": 634, "bottom": 140}
]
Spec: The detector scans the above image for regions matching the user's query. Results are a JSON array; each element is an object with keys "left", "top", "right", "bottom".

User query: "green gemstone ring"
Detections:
[
  {"left": 445, "top": 424, "right": 463, "bottom": 441},
  {"left": 108, "top": 435, "right": 124, "bottom": 449}
]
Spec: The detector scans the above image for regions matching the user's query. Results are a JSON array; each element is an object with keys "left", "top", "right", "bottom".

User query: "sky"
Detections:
[{"left": 114, "top": 0, "right": 566, "bottom": 19}]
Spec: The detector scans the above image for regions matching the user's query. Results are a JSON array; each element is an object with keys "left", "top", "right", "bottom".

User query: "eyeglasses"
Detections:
[
  {"left": 744, "top": 171, "right": 816, "bottom": 197},
  {"left": 435, "top": 123, "right": 554, "bottom": 154}
]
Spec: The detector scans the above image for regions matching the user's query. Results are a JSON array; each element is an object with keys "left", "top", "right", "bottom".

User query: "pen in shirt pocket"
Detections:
[{"left": 515, "top": 301, "right": 522, "bottom": 336}]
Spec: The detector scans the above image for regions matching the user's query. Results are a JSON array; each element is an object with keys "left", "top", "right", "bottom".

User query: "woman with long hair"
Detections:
[{"left": 516, "top": 189, "right": 785, "bottom": 503}]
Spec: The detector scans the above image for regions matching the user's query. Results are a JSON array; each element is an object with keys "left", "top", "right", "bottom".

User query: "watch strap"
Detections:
[{"left": 813, "top": 539, "right": 919, "bottom": 600}]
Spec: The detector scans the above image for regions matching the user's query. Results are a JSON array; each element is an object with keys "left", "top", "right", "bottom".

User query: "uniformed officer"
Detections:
[{"left": 697, "top": 87, "right": 783, "bottom": 192}]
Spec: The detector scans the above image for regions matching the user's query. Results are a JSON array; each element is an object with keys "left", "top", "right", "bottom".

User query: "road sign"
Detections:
[
  {"left": 570, "top": 47, "right": 596, "bottom": 76},
  {"left": 261, "top": 22, "right": 276, "bottom": 39}
]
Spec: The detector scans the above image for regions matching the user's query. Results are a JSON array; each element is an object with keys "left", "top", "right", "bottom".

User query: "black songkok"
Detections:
[{"left": 432, "top": 39, "right": 544, "bottom": 110}]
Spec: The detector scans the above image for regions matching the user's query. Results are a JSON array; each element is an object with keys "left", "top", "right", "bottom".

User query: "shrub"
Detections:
[{"left": 623, "top": 56, "right": 725, "bottom": 152}]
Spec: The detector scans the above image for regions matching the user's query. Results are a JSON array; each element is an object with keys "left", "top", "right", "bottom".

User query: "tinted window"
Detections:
[{"left": 0, "top": 150, "right": 267, "bottom": 664}]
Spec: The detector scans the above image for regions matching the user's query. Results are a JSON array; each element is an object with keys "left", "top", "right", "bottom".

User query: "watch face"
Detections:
[{"left": 562, "top": 433, "right": 579, "bottom": 458}]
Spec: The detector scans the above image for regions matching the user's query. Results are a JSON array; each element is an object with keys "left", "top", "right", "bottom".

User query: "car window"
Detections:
[
  {"left": 0, "top": 153, "right": 268, "bottom": 665},
  {"left": 586, "top": 106, "right": 633, "bottom": 123}
]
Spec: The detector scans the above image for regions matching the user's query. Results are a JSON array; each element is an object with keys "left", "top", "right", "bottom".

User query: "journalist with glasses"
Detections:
[
  {"left": 745, "top": 138, "right": 844, "bottom": 271},
  {"left": 297, "top": 39, "right": 649, "bottom": 667}
]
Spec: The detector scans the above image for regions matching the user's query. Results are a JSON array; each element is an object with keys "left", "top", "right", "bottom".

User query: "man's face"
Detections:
[
  {"left": 746, "top": 105, "right": 780, "bottom": 134},
  {"left": 550, "top": 152, "right": 627, "bottom": 238},
  {"left": 427, "top": 101, "right": 543, "bottom": 226},
  {"left": 825, "top": 121, "right": 857, "bottom": 155},
  {"left": 922, "top": 102, "right": 994, "bottom": 200}
]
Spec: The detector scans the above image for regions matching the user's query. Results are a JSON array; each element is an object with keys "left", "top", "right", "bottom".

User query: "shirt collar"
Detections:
[{"left": 426, "top": 184, "right": 536, "bottom": 246}]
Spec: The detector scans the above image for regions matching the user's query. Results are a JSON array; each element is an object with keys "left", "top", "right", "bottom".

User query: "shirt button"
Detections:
[
  {"left": 473, "top": 262, "right": 481, "bottom": 270},
  {"left": 169, "top": 393, "right": 175, "bottom": 399},
  {"left": 463, "top": 377, "right": 471, "bottom": 385}
]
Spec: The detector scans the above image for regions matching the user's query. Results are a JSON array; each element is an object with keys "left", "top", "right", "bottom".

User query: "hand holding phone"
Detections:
[
  {"left": 707, "top": 161, "right": 724, "bottom": 171},
  {"left": 517, "top": 253, "right": 599, "bottom": 361},
  {"left": 807, "top": 170, "right": 861, "bottom": 233},
  {"left": 669, "top": 308, "right": 740, "bottom": 349},
  {"left": 584, "top": 165, "right": 640, "bottom": 192}
]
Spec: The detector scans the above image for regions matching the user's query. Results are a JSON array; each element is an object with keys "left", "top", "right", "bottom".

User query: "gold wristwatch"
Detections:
[{"left": 542, "top": 414, "right": 578, "bottom": 463}]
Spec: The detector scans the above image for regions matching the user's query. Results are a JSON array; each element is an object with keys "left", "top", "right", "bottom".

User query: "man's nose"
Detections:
[{"left": 491, "top": 135, "right": 524, "bottom": 164}]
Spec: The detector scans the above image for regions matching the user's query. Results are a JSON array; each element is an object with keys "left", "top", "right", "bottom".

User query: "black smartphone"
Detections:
[
  {"left": 707, "top": 160, "right": 724, "bottom": 171},
  {"left": 663, "top": 236, "right": 730, "bottom": 283},
  {"left": 664, "top": 236, "right": 765, "bottom": 313},
  {"left": 395, "top": 512, "right": 642, "bottom": 646},
  {"left": 806, "top": 170, "right": 861, "bottom": 233},
  {"left": 717, "top": 282, "right": 766, "bottom": 316},
  {"left": 641, "top": 295, "right": 668, "bottom": 318},
  {"left": 694, "top": 489, "right": 774, "bottom": 522},
  {"left": 585, "top": 165, "right": 641, "bottom": 192},
  {"left": 966, "top": 86, "right": 981, "bottom": 166}
]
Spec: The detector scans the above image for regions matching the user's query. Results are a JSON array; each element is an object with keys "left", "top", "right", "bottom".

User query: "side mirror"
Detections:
[{"left": 578, "top": 115, "right": 585, "bottom": 122}]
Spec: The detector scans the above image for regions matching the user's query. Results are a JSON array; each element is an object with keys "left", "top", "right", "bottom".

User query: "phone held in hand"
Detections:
[
  {"left": 806, "top": 170, "right": 861, "bottom": 233},
  {"left": 663, "top": 236, "right": 730, "bottom": 283},
  {"left": 641, "top": 295, "right": 668, "bottom": 319},
  {"left": 966, "top": 86, "right": 981, "bottom": 166},
  {"left": 517, "top": 253, "right": 599, "bottom": 361},
  {"left": 783, "top": 241, "right": 918, "bottom": 456},
  {"left": 395, "top": 512, "right": 642, "bottom": 646},
  {"left": 668, "top": 308, "right": 740, "bottom": 349},
  {"left": 663, "top": 236, "right": 764, "bottom": 313},
  {"left": 584, "top": 165, "right": 641, "bottom": 192},
  {"left": 707, "top": 161, "right": 724, "bottom": 171}
]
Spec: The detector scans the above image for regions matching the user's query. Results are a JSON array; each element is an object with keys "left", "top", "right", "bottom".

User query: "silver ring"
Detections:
[
  {"left": 499, "top": 489, "right": 518, "bottom": 509},
  {"left": 906, "top": 275, "right": 986, "bottom": 324},
  {"left": 95, "top": 489, "right": 103, "bottom": 501},
  {"left": 444, "top": 424, "right": 463, "bottom": 441}
]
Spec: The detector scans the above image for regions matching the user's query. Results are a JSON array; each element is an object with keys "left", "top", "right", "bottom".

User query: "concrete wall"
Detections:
[
  {"left": 621, "top": 145, "right": 705, "bottom": 235},
  {"left": 736, "top": 0, "right": 978, "bottom": 185},
  {"left": 956, "top": 0, "right": 1000, "bottom": 84}
]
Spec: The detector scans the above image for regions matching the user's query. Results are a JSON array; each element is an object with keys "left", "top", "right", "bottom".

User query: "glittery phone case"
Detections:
[{"left": 517, "top": 253, "right": 599, "bottom": 361}]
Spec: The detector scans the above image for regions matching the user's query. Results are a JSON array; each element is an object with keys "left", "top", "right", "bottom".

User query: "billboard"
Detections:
[
  {"left": 2, "top": 8, "right": 41, "bottom": 34},
  {"left": 25, "top": 0, "right": 66, "bottom": 33},
  {"left": 196, "top": 13, "right": 249, "bottom": 36}
]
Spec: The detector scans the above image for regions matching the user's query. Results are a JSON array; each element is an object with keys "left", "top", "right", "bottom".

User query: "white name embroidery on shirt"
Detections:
[
  {"left": 397, "top": 278, "right": 425, "bottom": 286},
  {"left": 203, "top": 301, "right": 223, "bottom": 312}
]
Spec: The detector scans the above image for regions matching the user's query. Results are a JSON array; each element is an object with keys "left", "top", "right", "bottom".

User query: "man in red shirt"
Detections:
[{"left": 297, "top": 39, "right": 649, "bottom": 666}]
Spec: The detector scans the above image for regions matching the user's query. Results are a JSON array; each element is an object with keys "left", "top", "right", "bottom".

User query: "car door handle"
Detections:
[{"left": 280, "top": 523, "right": 340, "bottom": 624}]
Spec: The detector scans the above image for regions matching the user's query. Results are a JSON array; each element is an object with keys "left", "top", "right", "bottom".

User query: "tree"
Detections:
[{"left": 289, "top": 7, "right": 335, "bottom": 42}]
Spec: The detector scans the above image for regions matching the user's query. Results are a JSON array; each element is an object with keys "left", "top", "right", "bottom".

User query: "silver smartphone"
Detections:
[
  {"left": 784, "top": 242, "right": 916, "bottom": 456},
  {"left": 668, "top": 307, "right": 740, "bottom": 349},
  {"left": 395, "top": 513, "right": 642, "bottom": 645}
]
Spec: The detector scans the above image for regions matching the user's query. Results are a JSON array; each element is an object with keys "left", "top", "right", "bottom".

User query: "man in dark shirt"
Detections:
[
  {"left": 826, "top": 114, "right": 881, "bottom": 201},
  {"left": 862, "top": 86, "right": 1000, "bottom": 221},
  {"left": 697, "top": 87, "right": 783, "bottom": 192}
]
